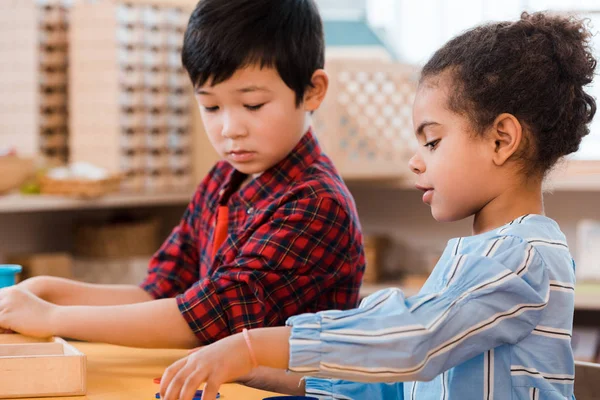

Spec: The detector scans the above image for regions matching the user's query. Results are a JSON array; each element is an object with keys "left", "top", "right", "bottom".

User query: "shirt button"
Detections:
[{"left": 247, "top": 207, "right": 254, "bottom": 215}]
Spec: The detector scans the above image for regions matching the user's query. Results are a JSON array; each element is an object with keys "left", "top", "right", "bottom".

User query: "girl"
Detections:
[{"left": 159, "top": 11, "right": 596, "bottom": 400}]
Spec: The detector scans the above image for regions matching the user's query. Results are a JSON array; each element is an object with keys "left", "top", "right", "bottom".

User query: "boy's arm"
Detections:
[
  {"left": 0, "top": 286, "right": 199, "bottom": 348},
  {"left": 2, "top": 182, "right": 208, "bottom": 347},
  {"left": 18, "top": 276, "right": 153, "bottom": 306}
]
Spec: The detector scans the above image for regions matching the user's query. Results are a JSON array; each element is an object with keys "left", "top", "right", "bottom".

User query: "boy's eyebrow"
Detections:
[
  {"left": 195, "top": 85, "right": 271, "bottom": 95},
  {"left": 415, "top": 121, "right": 440, "bottom": 136},
  {"left": 236, "top": 85, "right": 271, "bottom": 93}
]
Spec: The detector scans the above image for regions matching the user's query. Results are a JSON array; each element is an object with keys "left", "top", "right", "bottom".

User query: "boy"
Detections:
[{"left": 0, "top": 0, "right": 365, "bottom": 349}]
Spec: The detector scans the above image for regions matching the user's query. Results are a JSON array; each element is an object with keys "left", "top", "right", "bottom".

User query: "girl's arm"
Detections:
[{"left": 159, "top": 237, "right": 551, "bottom": 400}]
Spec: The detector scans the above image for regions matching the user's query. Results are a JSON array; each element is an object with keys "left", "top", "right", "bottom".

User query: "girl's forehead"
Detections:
[{"left": 414, "top": 81, "right": 451, "bottom": 116}]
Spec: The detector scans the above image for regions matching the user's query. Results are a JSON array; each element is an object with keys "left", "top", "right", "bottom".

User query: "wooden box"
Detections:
[
  {"left": 6, "top": 252, "right": 73, "bottom": 281},
  {"left": 69, "top": 0, "right": 195, "bottom": 192},
  {"left": 314, "top": 60, "right": 420, "bottom": 180},
  {"left": 0, "top": 335, "right": 86, "bottom": 399}
]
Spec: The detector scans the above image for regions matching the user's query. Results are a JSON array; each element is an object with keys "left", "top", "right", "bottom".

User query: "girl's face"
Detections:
[{"left": 408, "top": 76, "right": 501, "bottom": 223}]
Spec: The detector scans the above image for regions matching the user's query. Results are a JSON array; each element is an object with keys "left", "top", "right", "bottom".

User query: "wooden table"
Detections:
[{"left": 17, "top": 341, "right": 284, "bottom": 400}]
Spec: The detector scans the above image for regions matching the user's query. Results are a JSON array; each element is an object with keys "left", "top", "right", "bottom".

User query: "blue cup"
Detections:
[{"left": 0, "top": 265, "right": 22, "bottom": 288}]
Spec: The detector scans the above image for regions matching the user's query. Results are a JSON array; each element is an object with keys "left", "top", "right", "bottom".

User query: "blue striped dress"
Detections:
[{"left": 286, "top": 215, "right": 576, "bottom": 399}]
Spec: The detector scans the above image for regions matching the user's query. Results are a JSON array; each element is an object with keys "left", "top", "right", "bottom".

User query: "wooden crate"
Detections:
[
  {"left": 314, "top": 60, "right": 420, "bottom": 180},
  {"left": 0, "top": 0, "right": 70, "bottom": 166},
  {"left": 0, "top": 334, "right": 86, "bottom": 399},
  {"left": 6, "top": 252, "right": 73, "bottom": 281},
  {"left": 69, "top": 0, "right": 195, "bottom": 192}
]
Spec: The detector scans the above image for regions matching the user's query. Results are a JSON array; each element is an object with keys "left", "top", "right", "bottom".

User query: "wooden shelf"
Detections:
[
  {"left": 0, "top": 190, "right": 194, "bottom": 214},
  {"left": 360, "top": 282, "right": 600, "bottom": 311}
]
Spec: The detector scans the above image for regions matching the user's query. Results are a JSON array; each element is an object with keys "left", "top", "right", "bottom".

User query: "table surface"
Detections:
[{"left": 17, "top": 341, "right": 284, "bottom": 400}]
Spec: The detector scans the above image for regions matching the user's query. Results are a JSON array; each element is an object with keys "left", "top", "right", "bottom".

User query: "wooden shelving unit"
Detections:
[{"left": 0, "top": 190, "right": 193, "bottom": 214}]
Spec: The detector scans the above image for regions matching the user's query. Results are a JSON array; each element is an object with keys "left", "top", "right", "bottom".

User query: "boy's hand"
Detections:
[
  {"left": 16, "top": 276, "right": 50, "bottom": 299},
  {"left": 160, "top": 333, "right": 254, "bottom": 400},
  {"left": 0, "top": 286, "right": 58, "bottom": 338}
]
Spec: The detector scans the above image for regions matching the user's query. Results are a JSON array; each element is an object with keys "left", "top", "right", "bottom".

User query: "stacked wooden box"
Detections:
[
  {"left": 69, "top": 0, "right": 194, "bottom": 192},
  {"left": 0, "top": 0, "right": 70, "bottom": 166}
]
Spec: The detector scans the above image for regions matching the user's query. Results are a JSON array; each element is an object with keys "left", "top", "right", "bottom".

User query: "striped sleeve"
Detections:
[
  {"left": 286, "top": 235, "right": 549, "bottom": 383},
  {"left": 304, "top": 377, "right": 404, "bottom": 399}
]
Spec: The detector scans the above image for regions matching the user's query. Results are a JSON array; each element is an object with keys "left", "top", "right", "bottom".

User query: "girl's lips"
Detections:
[
  {"left": 422, "top": 189, "right": 433, "bottom": 204},
  {"left": 415, "top": 184, "right": 434, "bottom": 204}
]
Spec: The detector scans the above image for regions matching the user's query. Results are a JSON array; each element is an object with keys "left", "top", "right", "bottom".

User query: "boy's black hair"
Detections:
[
  {"left": 421, "top": 12, "right": 597, "bottom": 175},
  {"left": 182, "top": 0, "right": 325, "bottom": 106}
]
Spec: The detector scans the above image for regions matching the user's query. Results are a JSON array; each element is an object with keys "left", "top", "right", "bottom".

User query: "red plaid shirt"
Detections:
[{"left": 141, "top": 130, "right": 365, "bottom": 344}]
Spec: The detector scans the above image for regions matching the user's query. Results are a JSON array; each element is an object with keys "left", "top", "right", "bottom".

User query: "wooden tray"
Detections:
[{"left": 0, "top": 334, "right": 86, "bottom": 399}]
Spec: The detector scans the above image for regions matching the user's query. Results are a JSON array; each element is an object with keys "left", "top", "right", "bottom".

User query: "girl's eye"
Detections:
[
  {"left": 245, "top": 103, "right": 264, "bottom": 111},
  {"left": 424, "top": 139, "right": 440, "bottom": 150},
  {"left": 203, "top": 106, "right": 219, "bottom": 112}
]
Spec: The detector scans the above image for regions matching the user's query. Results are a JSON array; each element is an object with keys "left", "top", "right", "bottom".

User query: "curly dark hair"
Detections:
[{"left": 421, "top": 11, "right": 597, "bottom": 175}]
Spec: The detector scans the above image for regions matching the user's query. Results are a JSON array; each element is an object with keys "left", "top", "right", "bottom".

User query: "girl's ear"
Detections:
[
  {"left": 490, "top": 113, "right": 523, "bottom": 166},
  {"left": 303, "top": 69, "right": 329, "bottom": 111}
]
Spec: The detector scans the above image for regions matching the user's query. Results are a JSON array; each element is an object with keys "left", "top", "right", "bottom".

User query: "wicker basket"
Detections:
[
  {"left": 39, "top": 174, "right": 122, "bottom": 198},
  {"left": 73, "top": 218, "right": 160, "bottom": 259}
]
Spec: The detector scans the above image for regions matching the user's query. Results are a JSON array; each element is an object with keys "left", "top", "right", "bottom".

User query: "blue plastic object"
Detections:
[
  {"left": 263, "top": 397, "right": 319, "bottom": 400},
  {"left": 0, "top": 265, "right": 22, "bottom": 288},
  {"left": 155, "top": 391, "right": 219, "bottom": 399}
]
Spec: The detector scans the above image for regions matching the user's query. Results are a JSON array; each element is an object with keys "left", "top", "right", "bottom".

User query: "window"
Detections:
[{"left": 366, "top": 0, "right": 600, "bottom": 159}]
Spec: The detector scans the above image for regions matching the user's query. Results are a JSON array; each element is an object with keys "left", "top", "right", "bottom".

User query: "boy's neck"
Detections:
[
  {"left": 472, "top": 179, "right": 544, "bottom": 235},
  {"left": 240, "top": 173, "right": 262, "bottom": 189}
]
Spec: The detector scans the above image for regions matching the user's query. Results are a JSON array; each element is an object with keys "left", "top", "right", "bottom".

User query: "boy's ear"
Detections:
[
  {"left": 303, "top": 69, "right": 328, "bottom": 111},
  {"left": 490, "top": 113, "right": 523, "bottom": 166}
]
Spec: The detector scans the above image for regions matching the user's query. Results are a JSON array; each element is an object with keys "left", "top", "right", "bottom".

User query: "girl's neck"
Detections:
[{"left": 472, "top": 179, "right": 544, "bottom": 235}]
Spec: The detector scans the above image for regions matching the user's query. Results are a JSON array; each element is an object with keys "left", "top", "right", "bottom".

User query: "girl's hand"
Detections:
[
  {"left": 160, "top": 332, "right": 254, "bottom": 400},
  {"left": 0, "top": 286, "right": 58, "bottom": 338}
]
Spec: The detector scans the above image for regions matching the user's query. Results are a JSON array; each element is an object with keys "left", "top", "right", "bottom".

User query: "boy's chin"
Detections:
[{"left": 226, "top": 161, "right": 266, "bottom": 176}]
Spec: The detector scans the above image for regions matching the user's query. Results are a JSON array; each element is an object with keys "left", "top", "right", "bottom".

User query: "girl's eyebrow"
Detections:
[{"left": 415, "top": 121, "right": 440, "bottom": 136}]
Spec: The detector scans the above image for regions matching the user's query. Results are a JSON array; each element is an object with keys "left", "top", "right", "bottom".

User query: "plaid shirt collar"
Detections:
[{"left": 218, "top": 127, "right": 322, "bottom": 208}]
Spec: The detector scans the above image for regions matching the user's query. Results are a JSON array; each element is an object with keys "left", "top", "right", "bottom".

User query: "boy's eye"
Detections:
[
  {"left": 203, "top": 106, "right": 219, "bottom": 112},
  {"left": 245, "top": 103, "right": 265, "bottom": 111},
  {"left": 424, "top": 139, "right": 440, "bottom": 150}
]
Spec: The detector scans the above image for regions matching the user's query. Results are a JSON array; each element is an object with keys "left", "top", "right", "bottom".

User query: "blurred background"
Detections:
[{"left": 1, "top": 0, "right": 600, "bottom": 362}]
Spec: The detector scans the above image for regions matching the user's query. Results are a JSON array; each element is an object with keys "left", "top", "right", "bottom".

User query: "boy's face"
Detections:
[
  {"left": 195, "top": 65, "right": 309, "bottom": 175},
  {"left": 408, "top": 77, "right": 500, "bottom": 223}
]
